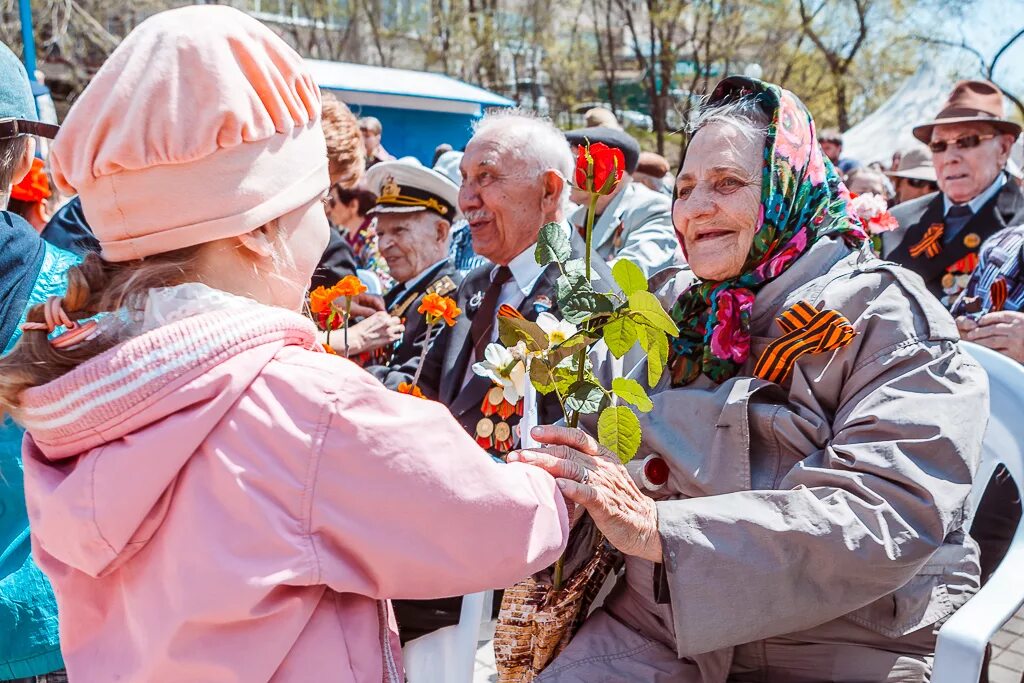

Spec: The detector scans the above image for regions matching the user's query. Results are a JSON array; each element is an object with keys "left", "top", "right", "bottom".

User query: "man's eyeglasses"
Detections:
[{"left": 928, "top": 133, "right": 998, "bottom": 154}]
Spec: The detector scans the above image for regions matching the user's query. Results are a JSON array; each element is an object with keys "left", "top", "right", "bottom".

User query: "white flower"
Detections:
[
  {"left": 472, "top": 342, "right": 528, "bottom": 404},
  {"left": 536, "top": 312, "right": 578, "bottom": 347}
]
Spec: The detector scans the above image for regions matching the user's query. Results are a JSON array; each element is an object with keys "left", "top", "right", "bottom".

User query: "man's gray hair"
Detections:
[
  {"left": 688, "top": 95, "right": 771, "bottom": 144},
  {"left": 472, "top": 109, "right": 574, "bottom": 207}
]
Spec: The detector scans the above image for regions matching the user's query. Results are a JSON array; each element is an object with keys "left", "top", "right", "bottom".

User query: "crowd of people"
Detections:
[{"left": 0, "top": 4, "right": 1022, "bottom": 682}]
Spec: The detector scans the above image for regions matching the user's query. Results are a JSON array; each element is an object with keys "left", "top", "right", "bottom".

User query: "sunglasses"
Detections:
[
  {"left": 928, "top": 133, "right": 998, "bottom": 154},
  {"left": 906, "top": 178, "right": 938, "bottom": 189}
]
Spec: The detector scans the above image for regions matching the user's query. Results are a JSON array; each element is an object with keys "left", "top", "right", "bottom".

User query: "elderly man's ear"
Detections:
[
  {"left": 997, "top": 134, "right": 1015, "bottom": 166},
  {"left": 435, "top": 218, "right": 452, "bottom": 245},
  {"left": 540, "top": 169, "right": 566, "bottom": 212}
]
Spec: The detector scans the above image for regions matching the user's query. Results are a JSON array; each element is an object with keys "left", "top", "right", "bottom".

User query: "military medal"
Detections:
[
  {"left": 493, "top": 421, "right": 513, "bottom": 453},
  {"left": 475, "top": 417, "right": 495, "bottom": 449},
  {"left": 941, "top": 273, "right": 955, "bottom": 290},
  {"left": 469, "top": 291, "right": 484, "bottom": 310},
  {"left": 481, "top": 386, "right": 503, "bottom": 417},
  {"left": 963, "top": 233, "right": 981, "bottom": 249},
  {"left": 533, "top": 295, "right": 552, "bottom": 313}
]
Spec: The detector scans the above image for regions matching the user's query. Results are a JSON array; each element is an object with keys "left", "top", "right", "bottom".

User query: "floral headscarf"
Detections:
[{"left": 668, "top": 77, "right": 866, "bottom": 387}]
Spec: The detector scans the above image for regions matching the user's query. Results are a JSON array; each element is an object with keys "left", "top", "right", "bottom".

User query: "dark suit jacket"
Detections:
[
  {"left": 382, "top": 258, "right": 461, "bottom": 367},
  {"left": 883, "top": 177, "right": 1024, "bottom": 301}
]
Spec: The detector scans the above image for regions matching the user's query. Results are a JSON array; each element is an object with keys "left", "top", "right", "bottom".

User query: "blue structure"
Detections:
[{"left": 306, "top": 60, "right": 514, "bottom": 165}]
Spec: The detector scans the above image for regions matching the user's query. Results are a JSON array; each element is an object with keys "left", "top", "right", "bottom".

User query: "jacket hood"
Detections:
[{"left": 19, "top": 301, "right": 317, "bottom": 578}]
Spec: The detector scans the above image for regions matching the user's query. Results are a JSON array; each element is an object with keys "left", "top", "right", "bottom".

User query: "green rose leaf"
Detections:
[
  {"left": 564, "top": 380, "right": 605, "bottom": 415},
  {"left": 560, "top": 274, "right": 613, "bottom": 325},
  {"left": 645, "top": 329, "right": 669, "bottom": 389},
  {"left": 602, "top": 314, "right": 638, "bottom": 358},
  {"left": 564, "top": 258, "right": 590, "bottom": 280},
  {"left": 498, "top": 316, "right": 549, "bottom": 351},
  {"left": 628, "top": 290, "right": 679, "bottom": 337},
  {"left": 598, "top": 405, "right": 642, "bottom": 464},
  {"left": 611, "top": 377, "right": 654, "bottom": 412},
  {"left": 547, "top": 334, "right": 597, "bottom": 368},
  {"left": 535, "top": 222, "right": 571, "bottom": 266},
  {"left": 612, "top": 259, "right": 648, "bottom": 296},
  {"left": 529, "top": 360, "right": 557, "bottom": 395}
]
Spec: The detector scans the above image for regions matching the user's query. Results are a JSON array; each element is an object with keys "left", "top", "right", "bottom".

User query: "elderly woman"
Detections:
[{"left": 513, "top": 77, "right": 987, "bottom": 682}]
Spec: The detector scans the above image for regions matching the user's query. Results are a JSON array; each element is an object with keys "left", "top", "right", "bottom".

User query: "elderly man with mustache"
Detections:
[{"left": 370, "top": 110, "right": 619, "bottom": 643}]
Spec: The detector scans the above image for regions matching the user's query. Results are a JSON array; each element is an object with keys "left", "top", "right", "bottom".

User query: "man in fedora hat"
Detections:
[
  {"left": 362, "top": 160, "right": 463, "bottom": 367},
  {"left": 883, "top": 80, "right": 1024, "bottom": 308},
  {"left": 887, "top": 146, "right": 939, "bottom": 205}
]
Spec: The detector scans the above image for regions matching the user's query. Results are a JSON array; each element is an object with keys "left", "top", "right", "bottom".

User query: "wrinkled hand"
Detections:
[
  {"left": 347, "top": 312, "right": 404, "bottom": 354},
  {"left": 508, "top": 425, "right": 662, "bottom": 563},
  {"left": 961, "top": 310, "right": 1024, "bottom": 363},
  {"left": 347, "top": 293, "right": 386, "bottom": 319}
]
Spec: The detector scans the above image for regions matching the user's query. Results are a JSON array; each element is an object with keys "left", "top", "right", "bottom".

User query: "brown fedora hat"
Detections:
[{"left": 913, "top": 80, "right": 1022, "bottom": 143}]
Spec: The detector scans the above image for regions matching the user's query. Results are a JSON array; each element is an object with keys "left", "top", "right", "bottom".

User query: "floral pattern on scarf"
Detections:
[{"left": 668, "top": 77, "right": 866, "bottom": 387}]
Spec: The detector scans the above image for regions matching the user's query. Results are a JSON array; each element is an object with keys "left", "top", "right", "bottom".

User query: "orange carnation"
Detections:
[
  {"left": 335, "top": 274, "right": 367, "bottom": 298},
  {"left": 397, "top": 382, "right": 425, "bottom": 398},
  {"left": 309, "top": 286, "right": 335, "bottom": 315},
  {"left": 419, "top": 293, "right": 461, "bottom": 327},
  {"left": 441, "top": 297, "right": 462, "bottom": 326}
]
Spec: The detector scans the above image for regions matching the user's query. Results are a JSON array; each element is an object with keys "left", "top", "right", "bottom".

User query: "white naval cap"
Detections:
[{"left": 363, "top": 159, "right": 461, "bottom": 221}]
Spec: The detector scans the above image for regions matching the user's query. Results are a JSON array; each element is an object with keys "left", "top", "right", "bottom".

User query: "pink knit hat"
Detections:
[{"left": 50, "top": 5, "right": 328, "bottom": 262}]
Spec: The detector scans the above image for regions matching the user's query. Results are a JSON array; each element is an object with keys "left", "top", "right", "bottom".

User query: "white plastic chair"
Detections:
[
  {"left": 932, "top": 341, "right": 1024, "bottom": 683},
  {"left": 402, "top": 590, "right": 494, "bottom": 682}
]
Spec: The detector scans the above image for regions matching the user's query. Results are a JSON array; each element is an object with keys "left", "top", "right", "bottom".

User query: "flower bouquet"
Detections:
[
  {"left": 484, "top": 142, "right": 678, "bottom": 681},
  {"left": 308, "top": 275, "right": 367, "bottom": 356},
  {"left": 397, "top": 292, "right": 460, "bottom": 398}
]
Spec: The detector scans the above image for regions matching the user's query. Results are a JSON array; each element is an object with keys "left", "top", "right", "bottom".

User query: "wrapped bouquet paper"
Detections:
[{"left": 475, "top": 142, "right": 678, "bottom": 681}]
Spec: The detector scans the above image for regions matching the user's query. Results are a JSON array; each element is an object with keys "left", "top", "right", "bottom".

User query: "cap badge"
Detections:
[{"left": 381, "top": 176, "right": 400, "bottom": 200}]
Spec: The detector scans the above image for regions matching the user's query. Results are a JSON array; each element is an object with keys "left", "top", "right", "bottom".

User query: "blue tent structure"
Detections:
[{"left": 307, "top": 60, "right": 515, "bottom": 166}]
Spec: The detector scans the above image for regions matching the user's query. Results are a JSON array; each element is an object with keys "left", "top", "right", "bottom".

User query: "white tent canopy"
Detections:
[{"left": 842, "top": 62, "right": 955, "bottom": 166}]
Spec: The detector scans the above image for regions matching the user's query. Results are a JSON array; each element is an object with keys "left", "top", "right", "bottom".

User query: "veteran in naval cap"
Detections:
[
  {"left": 564, "top": 126, "right": 678, "bottom": 276},
  {"left": 362, "top": 160, "right": 463, "bottom": 367}
]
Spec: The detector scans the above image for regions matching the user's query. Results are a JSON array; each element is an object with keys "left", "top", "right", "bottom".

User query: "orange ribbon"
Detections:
[
  {"left": 753, "top": 300, "right": 856, "bottom": 384},
  {"left": 909, "top": 223, "right": 944, "bottom": 259},
  {"left": 990, "top": 277, "right": 1008, "bottom": 313}
]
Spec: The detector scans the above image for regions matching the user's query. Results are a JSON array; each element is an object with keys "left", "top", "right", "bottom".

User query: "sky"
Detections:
[{"left": 946, "top": 0, "right": 1024, "bottom": 98}]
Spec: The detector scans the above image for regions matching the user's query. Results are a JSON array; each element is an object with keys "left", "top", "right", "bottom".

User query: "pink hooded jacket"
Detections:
[{"left": 18, "top": 297, "right": 568, "bottom": 682}]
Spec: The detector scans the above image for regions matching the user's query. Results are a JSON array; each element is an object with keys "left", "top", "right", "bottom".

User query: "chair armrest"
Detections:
[{"left": 933, "top": 526, "right": 1024, "bottom": 683}]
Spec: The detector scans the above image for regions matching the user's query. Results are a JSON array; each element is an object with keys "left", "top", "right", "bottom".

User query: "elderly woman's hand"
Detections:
[{"left": 507, "top": 425, "right": 662, "bottom": 563}]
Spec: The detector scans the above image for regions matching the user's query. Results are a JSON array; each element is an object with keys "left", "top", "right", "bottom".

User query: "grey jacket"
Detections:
[
  {"left": 606, "top": 235, "right": 986, "bottom": 662},
  {"left": 569, "top": 181, "right": 677, "bottom": 277}
]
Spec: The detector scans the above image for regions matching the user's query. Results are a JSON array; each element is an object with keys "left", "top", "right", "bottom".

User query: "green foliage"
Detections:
[
  {"left": 627, "top": 291, "right": 679, "bottom": 337},
  {"left": 598, "top": 405, "right": 642, "bottom": 464},
  {"left": 498, "top": 316, "right": 548, "bottom": 352},
  {"left": 612, "top": 259, "right": 648, "bottom": 297},
  {"left": 612, "top": 377, "right": 653, "bottom": 413},
  {"left": 536, "top": 222, "right": 571, "bottom": 266},
  {"left": 557, "top": 273, "right": 614, "bottom": 324},
  {"left": 603, "top": 313, "right": 639, "bottom": 358},
  {"left": 564, "top": 381, "right": 605, "bottom": 414}
]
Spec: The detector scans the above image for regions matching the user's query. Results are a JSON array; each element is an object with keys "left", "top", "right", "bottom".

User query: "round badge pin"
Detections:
[
  {"left": 493, "top": 421, "right": 512, "bottom": 443},
  {"left": 475, "top": 418, "right": 495, "bottom": 439},
  {"left": 963, "top": 233, "right": 981, "bottom": 249},
  {"left": 941, "top": 273, "right": 955, "bottom": 290},
  {"left": 640, "top": 454, "right": 670, "bottom": 491}
]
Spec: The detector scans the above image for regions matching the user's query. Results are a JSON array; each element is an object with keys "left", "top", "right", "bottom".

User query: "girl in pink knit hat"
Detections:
[{"left": 0, "top": 6, "right": 568, "bottom": 681}]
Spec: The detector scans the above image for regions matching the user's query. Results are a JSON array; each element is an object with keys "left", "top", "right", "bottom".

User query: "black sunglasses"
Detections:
[
  {"left": 928, "top": 133, "right": 998, "bottom": 154},
  {"left": 906, "top": 178, "right": 938, "bottom": 189}
]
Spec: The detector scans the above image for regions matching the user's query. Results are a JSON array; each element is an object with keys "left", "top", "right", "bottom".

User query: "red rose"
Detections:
[{"left": 574, "top": 142, "right": 625, "bottom": 196}]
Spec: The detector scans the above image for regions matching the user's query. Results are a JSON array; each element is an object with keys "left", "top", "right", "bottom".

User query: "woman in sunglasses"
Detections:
[{"left": 882, "top": 80, "right": 1023, "bottom": 308}]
